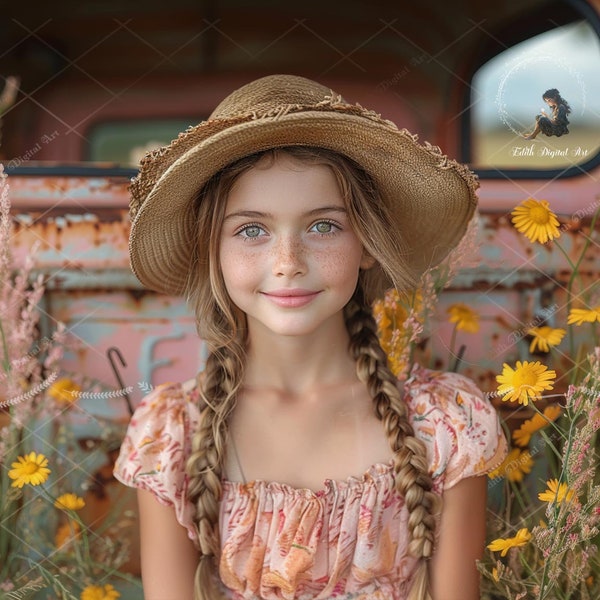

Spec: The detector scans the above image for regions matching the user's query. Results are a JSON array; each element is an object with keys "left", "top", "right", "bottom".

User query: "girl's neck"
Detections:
[{"left": 243, "top": 326, "right": 358, "bottom": 397}]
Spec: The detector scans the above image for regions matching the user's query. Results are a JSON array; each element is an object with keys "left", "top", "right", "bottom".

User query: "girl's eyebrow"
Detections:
[
  {"left": 223, "top": 206, "right": 348, "bottom": 221},
  {"left": 306, "top": 206, "right": 348, "bottom": 216},
  {"left": 223, "top": 210, "right": 268, "bottom": 222}
]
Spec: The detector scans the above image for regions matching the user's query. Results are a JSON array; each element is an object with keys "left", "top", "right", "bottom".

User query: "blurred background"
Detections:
[
  {"left": 2, "top": 0, "right": 599, "bottom": 170},
  {"left": 1, "top": 1, "right": 600, "bottom": 596}
]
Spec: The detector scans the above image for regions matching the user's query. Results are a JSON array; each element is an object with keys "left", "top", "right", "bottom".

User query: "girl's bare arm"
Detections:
[
  {"left": 429, "top": 476, "right": 487, "bottom": 600},
  {"left": 137, "top": 489, "right": 199, "bottom": 600}
]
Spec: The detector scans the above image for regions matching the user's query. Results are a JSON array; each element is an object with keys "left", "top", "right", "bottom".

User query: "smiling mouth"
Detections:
[{"left": 262, "top": 290, "right": 320, "bottom": 308}]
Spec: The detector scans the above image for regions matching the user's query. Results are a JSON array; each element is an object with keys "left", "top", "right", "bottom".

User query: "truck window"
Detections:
[
  {"left": 87, "top": 118, "right": 198, "bottom": 166},
  {"left": 468, "top": 19, "right": 600, "bottom": 176}
]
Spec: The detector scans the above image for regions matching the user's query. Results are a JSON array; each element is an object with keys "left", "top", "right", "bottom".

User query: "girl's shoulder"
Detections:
[
  {"left": 115, "top": 378, "right": 202, "bottom": 459},
  {"left": 403, "top": 364, "right": 507, "bottom": 487},
  {"left": 113, "top": 379, "right": 202, "bottom": 546},
  {"left": 116, "top": 380, "right": 201, "bottom": 450},
  {"left": 404, "top": 363, "right": 489, "bottom": 410},
  {"left": 129, "top": 378, "right": 201, "bottom": 422}
]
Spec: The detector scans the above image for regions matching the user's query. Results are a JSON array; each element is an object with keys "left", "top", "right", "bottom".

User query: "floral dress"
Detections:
[{"left": 113, "top": 365, "right": 507, "bottom": 599}]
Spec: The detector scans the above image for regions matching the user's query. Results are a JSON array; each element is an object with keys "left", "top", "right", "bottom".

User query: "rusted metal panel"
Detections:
[
  {"left": 8, "top": 175, "right": 131, "bottom": 209},
  {"left": 12, "top": 213, "right": 130, "bottom": 273},
  {"left": 7, "top": 173, "right": 600, "bottom": 415},
  {"left": 48, "top": 289, "right": 204, "bottom": 416},
  {"left": 9, "top": 176, "right": 132, "bottom": 279}
]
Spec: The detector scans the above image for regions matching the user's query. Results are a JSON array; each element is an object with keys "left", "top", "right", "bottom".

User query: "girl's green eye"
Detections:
[
  {"left": 243, "top": 226, "right": 262, "bottom": 238},
  {"left": 315, "top": 222, "right": 333, "bottom": 234}
]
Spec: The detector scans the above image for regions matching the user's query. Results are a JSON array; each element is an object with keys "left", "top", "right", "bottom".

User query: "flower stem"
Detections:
[
  {"left": 0, "top": 317, "right": 11, "bottom": 374},
  {"left": 559, "top": 208, "right": 600, "bottom": 383},
  {"left": 449, "top": 324, "right": 458, "bottom": 369},
  {"left": 41, "top": 489, "right": 93, "bottom": 572}
]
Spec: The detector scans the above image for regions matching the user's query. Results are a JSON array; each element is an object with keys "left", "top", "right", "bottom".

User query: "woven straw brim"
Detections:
[{"left": 129, "top": 109, "right": 478, "bottom": 296}]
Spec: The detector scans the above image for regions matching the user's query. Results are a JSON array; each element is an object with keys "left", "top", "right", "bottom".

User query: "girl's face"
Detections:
[
  {"left": 544, "top": 96, "right": 557, "bottom": 108},
  {"left": 219, "top": 154, "right": 373, "bottom": 339}
]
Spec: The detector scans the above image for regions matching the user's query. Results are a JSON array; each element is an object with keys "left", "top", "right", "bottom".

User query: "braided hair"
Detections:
[{"left": 345, "top": 289, "right": 440, "bottom": 599}]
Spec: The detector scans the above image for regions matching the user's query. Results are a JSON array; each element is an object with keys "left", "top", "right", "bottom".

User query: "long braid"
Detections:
[
  {"left": 186, "top": 346, "right": 244, "bottom": 599},
  {"left": 345, "top": 289, "right": 441, "bottom": 598},
  {"left": 182, "top": 151, "right": 251, "bottom": 599}
]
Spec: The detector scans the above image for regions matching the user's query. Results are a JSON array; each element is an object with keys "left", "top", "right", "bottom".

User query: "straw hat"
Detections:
[{"left": 129, "top": 74, "right": 479, "bottom": 295}]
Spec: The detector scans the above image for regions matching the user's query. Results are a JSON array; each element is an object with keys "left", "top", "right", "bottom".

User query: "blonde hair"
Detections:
[{"left": 184, "top": 146, "right": 440, "bottom": 599}]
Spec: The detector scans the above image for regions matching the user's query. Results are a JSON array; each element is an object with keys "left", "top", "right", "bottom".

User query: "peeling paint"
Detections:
[{"left": 6, "top": 174, "right": 600, "bottom": 413}]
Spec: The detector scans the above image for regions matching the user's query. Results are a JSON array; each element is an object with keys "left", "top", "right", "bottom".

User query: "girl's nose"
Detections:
[{"left": 272, "top": 236, "right": 307, "bottom": 277}]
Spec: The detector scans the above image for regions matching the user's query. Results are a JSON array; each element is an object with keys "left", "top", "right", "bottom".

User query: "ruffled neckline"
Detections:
[{"left": 222, "top": 460, "right": 396, "bottom": 498}]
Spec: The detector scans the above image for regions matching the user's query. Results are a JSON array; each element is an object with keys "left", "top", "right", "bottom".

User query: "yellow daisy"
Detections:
[
  {"left": 488, "top": 448, "right": 534, "bottom": 482},
  {"left": 8, "top": 452, "right": 51, "bottom": 488},
  {"left": 511, "top": 198, "right": 561, "bottom": 244},
  {"left": 527, "top": 326, "right": 566, "bottom": 353},
  {"left": 538, "top": 479, "right": 576, "bottom": 505},
  {"left": 512, "top": 405, "right": 562, "bottom": 447},
  {"left": 80, "top": 584, "right": 120, "bottom": 600},
  {"left": 567, "top": 306, "right": 600, "bottom": 326},
  {"left": 496, "top": 360, "right": 556, "bottom": 406},
  {"left": 48, "top": 378, "right": 81, "bottom": 405},
  {"left": 55, "top": 520, "right": 81, "bottom": 549},
  {"left": 487, "top": 528, "right": 532, "bottom": 557},
  {"left": 447, "top": 303, "right": 480, "bottom": 333},
  {"left": 55, "top": 493, "right": 86, "bottom": 511}
]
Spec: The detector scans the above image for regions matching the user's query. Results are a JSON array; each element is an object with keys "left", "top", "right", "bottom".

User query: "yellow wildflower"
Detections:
[
  {"left": 447, "top": 303, "right": 480, "bottom": 333},
  {"left": 543, "top": 404, "right": 562, "bottom": 420},
  {"left": 55, "top": 493, "right": 86, "bottom": 511},
  {"left": 374, "top": 288, "right": 422, "bottom": 379},
  {"left": 80, "top": 584, "right": 120, "bottom": 600},
  {"left": 527, "top": 326, "right": 566, "bottom": 353},
  {"left": 567, "top": 306, "right": 600, "bottom": 326},
  {"left": 8, "top": 452, "right": 51, "bottom": 488},
  {"left": 374, "top": 292, "right": 407, "bottom": 345},
  {"left": 488, "top": 528, "right": 531, "bottom": 557},
  {"left": 488, "top": 448, "right": 534, "bottom": 482},
  {"left": 538, "top": 479, "right": 576, "bottom": 505},
  {"left": 48, "top": 378, "right": 81, "bottom": 405},
  {"left": 512, "top": 405, "right": 562, "bottom": 447},
  {"left": 496, "top": 360, "right": 556, "bottom": 405},
  {"left": 511, "top": 198, "right": 561, "bottom": 244},
  {"left": 55, "top": 521, "right": 81, "bottom": 549}
]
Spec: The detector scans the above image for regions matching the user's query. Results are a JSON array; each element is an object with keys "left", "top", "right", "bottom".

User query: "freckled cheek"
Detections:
[
  {"left": 313, "top": 247, "right": 362, "bottom": 283},
  {"left": 220, "top": 247, "right": 263, "bottom": 288}
]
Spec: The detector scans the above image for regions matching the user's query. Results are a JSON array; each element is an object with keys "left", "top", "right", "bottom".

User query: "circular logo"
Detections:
[{"left": 495, "top": 53, "right": 586, "bottom": 136}]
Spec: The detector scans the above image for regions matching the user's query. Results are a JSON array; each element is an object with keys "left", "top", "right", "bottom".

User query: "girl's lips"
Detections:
[{"left": 261, "top": 290, "right": 320, "bottom": 308}]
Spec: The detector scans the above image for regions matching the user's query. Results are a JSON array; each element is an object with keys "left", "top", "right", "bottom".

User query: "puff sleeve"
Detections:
[
  {"left": 113, "top": 381, "right": 201, "bottom": 547},
  {"left": 405, "top": 365, "right": 507, "bottom": 490}
]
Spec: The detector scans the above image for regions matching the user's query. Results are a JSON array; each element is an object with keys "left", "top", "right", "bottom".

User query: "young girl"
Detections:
[
  {"left": 114, "top": 74, "right": 507, "bottom": 600},
  {"left": 523, "top": 88, "right": 571, "bottom": 140}
]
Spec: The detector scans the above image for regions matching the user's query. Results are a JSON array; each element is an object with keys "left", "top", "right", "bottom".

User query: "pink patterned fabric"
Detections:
[{"left": 114, "top": 365, "right": 507, "bottom": 599}]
